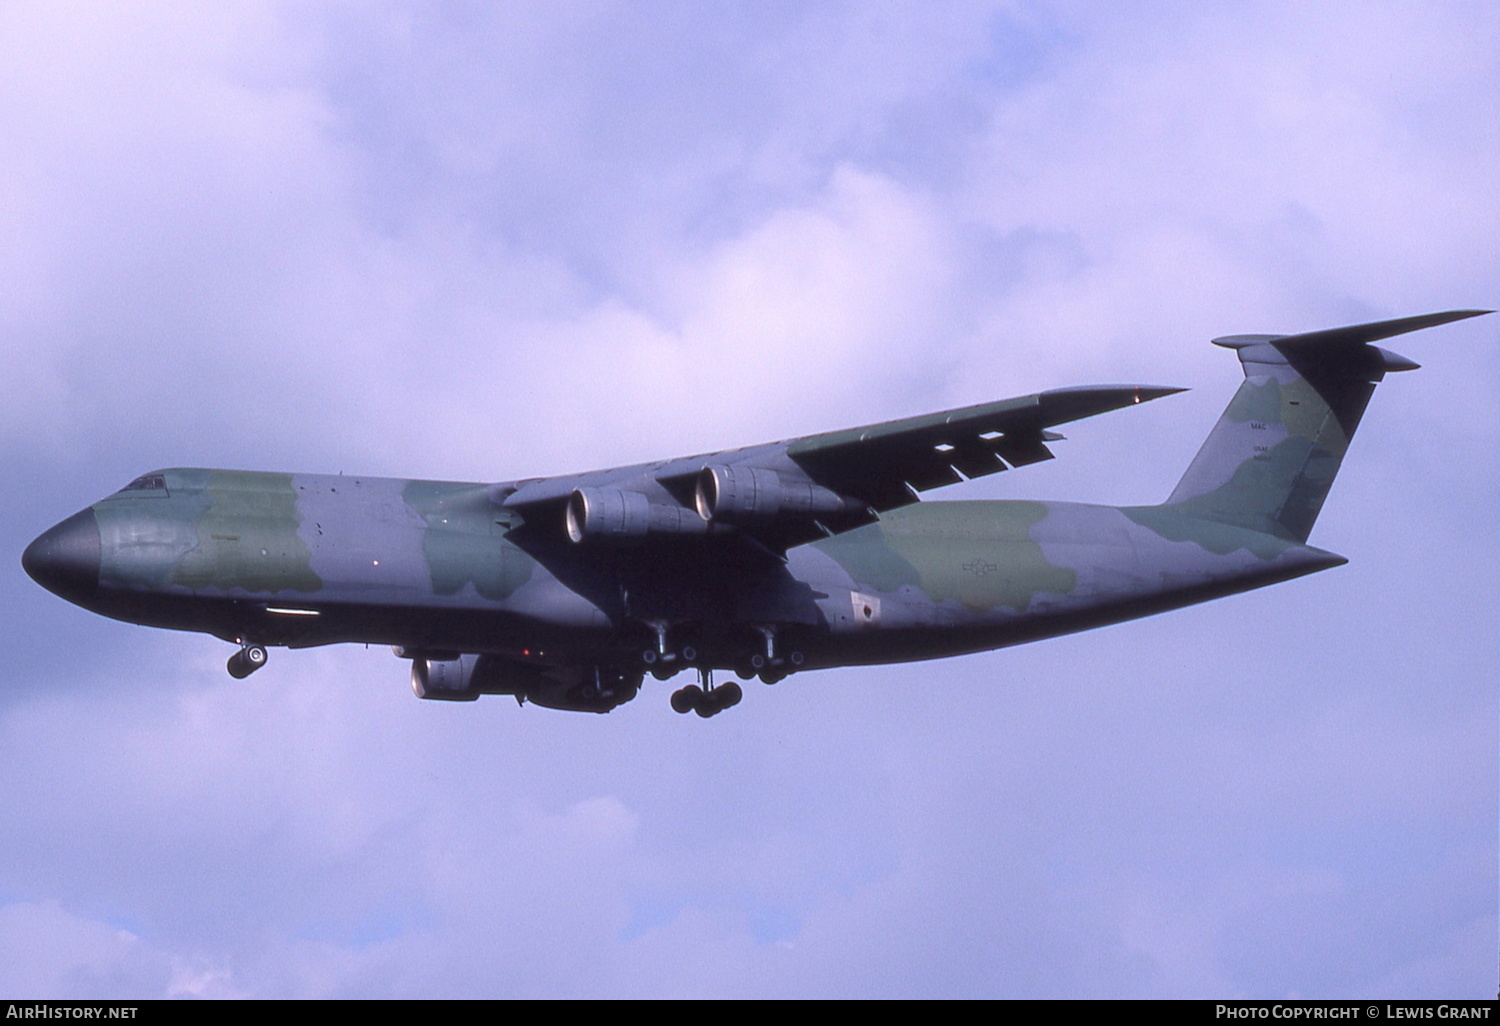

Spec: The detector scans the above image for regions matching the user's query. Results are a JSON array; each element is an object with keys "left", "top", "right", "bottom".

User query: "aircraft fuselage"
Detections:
[{"left": 27, "top": 467, "right": 1342, "bottom": 676}]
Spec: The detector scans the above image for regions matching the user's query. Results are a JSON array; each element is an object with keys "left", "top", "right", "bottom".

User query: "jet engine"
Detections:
[
  {"left": 564, "top": 487, "right": 709, "bottom": 544},
  {"left": 408, "top": 653, "right": 639, "bottom": 713},
  {"left": 694, "top": 465, "right": 863, "bottom": 524}
]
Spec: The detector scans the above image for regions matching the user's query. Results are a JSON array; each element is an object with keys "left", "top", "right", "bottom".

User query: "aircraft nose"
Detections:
[{"left": 22, "top": 508, "right": 101, "bottom": 604}]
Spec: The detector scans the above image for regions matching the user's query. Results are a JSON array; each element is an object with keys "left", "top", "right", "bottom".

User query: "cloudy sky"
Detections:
[{"left": 1, "top": 0, "right": 1495, "bottom": 998}]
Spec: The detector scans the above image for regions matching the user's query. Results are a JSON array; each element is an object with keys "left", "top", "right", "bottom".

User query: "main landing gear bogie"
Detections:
[
  {"left": 670, "top": 671, "right": 742, "bottom": 718},
  {"left": 644, "top": 622, "right": 804, "bottom": 680},
  {"left": 736, "top": 648, "right": 805, "bottom": 683},
  {"left": 639, "top": 621, "right": 810, "bottom": 715},
  {"left": 641, "top": 620, "right": 701, "bottom": 681},
  {"left": 643, "top": 643, "right": 697, "bottom": 681}
]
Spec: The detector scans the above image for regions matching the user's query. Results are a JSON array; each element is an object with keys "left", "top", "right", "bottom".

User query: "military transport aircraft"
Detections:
[{"left": 23, "top": 310, "right": 1489, "bottom": 717}]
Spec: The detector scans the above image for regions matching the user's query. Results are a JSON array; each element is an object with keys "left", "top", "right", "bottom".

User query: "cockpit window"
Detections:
[{"left": 123, "top": 474, "right": 167, "bottom": 492}]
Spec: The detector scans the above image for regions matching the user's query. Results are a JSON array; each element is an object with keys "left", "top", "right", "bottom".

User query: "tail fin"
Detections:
[{"left": 1163, "top": 309, "right": 1490, "bottom": 543}]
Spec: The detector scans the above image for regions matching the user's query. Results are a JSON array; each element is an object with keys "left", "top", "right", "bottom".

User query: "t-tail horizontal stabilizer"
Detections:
[{"left": 1163, "top": 309, "right": 1492, "bottom": 543}]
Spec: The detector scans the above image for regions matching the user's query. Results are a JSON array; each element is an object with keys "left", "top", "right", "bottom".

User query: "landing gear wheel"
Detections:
[
  {"left": 227, "top": 644, "right": 268, "bottom": 680},
  {"left": 672, "top": 666, "right": 743, "bottom": 718},
  {"left": 671, "top": 684, "right": 703, "bottom": 714},
  {"left": 689, "top": 681, "right": 743, "bottom": 718}
]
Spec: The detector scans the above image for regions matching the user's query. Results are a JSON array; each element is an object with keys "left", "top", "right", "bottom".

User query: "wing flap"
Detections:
[
  {"left": 788, "top": 385, "right": 1181, "bottom": 511},
  {"left": 991, "top": 433, "right": 1054, "bottom": 469},
  {"left": 947, "top": 447, "right": 1007, "bottom": 480}
]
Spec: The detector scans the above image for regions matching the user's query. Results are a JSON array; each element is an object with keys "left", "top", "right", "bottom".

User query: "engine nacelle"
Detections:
[
  {"left": 694, "top": 465, "right": 862, "bottom": 524},
  {"left": 565, "top": 487, "right": 709, "bottom": 545},
  {"left": 410, "top": 654, "right": 489, "bottom": 701},
  {"left": 410, "top": 654, "right": 639, "bottom": 713},
  {"left": 566, "top": 486, "right": 650, "bottom": 543}
]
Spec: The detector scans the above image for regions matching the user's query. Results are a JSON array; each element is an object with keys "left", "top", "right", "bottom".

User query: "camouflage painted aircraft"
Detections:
[{"left": 24, "top": 310, "right": 1489, "bottom": 716}]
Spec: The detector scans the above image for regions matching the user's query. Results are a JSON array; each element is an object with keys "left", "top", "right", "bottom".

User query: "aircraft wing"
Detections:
[
  {"left": 784, "top": 384, "right": 1183, "bottom": 512},
  {"left": 502, "top": 384, "right": 1183, "bottom": 553}
]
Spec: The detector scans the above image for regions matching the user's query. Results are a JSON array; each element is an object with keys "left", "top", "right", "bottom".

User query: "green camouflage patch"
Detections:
[
  {"left": 172, "top": 471, "right": 322, "bottom": 593},
  {"left": 403, "top": 480, "right": 533, "bottom": 600}
]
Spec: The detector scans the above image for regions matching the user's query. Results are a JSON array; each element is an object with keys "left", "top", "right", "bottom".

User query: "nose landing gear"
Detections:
[{"left": 227, "top": 644, "right": 268, "bottom": 679}]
